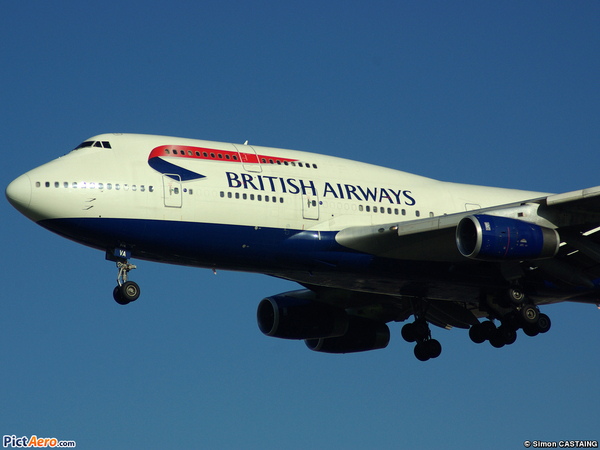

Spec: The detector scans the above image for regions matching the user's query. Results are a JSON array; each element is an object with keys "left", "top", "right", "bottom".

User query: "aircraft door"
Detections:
[
  {"left": 302, "top": 193, "right": 319, "bottom": 220},
  {"left": 233, "top": 144, "right": 262, "bottom": 173},
  {"left": 163, "top": 174, "right": 182, "bottom": 208}
]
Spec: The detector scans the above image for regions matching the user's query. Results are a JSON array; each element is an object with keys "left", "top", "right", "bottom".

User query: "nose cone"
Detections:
[{"left": 6, "top": 173, "right": 32, "bottom": 215}]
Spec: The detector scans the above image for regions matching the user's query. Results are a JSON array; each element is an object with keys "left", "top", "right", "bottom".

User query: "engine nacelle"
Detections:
[
  {"left": 257, "top": 291, "right": 349, "bottom": 340},
  {"left": 305, "top": 317, "right": 390, "bottom": 353},
  {"left": 456, "top": 214, "right": 559, "bottom": 260}
]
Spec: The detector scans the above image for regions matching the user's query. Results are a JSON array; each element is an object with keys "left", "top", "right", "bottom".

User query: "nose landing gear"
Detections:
[{"left": 113, "top": 261, "right": 140, "bottom": 305}]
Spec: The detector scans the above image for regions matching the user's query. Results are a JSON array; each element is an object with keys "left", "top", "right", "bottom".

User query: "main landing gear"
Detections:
[
  {"left": 113, "top": 261, "right": 140, "bottom": 305},
  {"left": 469, "top": 287, "right": 551, "bottom": 348},
  {"left": 401, "top": 319, "right": 442, "bottom": 362}
]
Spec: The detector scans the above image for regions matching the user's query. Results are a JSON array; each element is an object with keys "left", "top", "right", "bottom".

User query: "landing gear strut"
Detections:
[{"left": 113, "top": 261, "right": 140, "bottom": 305}]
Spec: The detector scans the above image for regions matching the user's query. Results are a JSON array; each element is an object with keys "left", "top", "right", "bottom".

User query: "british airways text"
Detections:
[{"left": 225, "top": 172, "right": 416, "bottom": 205}]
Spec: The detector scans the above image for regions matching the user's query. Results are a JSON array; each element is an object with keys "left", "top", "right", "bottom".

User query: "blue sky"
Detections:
[{"left": 2, "top": 1, "right": 599, "bottom": 448}]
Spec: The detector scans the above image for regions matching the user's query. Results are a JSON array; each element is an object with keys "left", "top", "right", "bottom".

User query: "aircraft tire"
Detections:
[
  {"left": 523, "top": 323, "right": 540, "bottom": 337},
  {"left": 401, "top": 323, "right": 417, "bottom": 343},
  {"left": 537, "top": 313, "right": 551, "bottom": 334},
  {"left": 498, "top": 325, "right": 517, "bottom": 345},
  {"left": 508, "top": 287, "right": 526, "bottom": 305},
  {"left": 414, "top": 342, "right": 430, "bottom": 362},
  {"left": 113, "top": 285, "right": 129, "bottom": 305},
  {"left": 426, "top": 339, "right": 442, "bottom": 358},
  {"left": 520, "top": 304, "right": 539, "bottom": 324},
  {"left": 469, "top": 323, "right": 486, "bottom": 344},
  {"left": 120, "top": 281, "right": 140, "bottom": 303},
  {"left": 489, "top": 330, "right": 505, "bottom": 348}
]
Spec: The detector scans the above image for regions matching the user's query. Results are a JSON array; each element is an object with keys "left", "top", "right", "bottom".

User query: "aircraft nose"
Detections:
[{"left": 6, "top": 173, "right": 32, "bottom": 214}]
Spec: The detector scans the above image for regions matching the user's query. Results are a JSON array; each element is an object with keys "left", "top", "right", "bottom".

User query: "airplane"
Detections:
[{"left": 6, "top": 133, "right": 600, "bottom": 361}]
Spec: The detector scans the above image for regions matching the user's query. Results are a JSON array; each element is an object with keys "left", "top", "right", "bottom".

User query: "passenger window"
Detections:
[
  {"left": 257, "top": 195, "right": 262, "bottom": 201},
  {"left": 140, "top": 185, "right": 145, "bottom": 192},
  {"left": 388, "top": 208, "right": 392, "bottom": 214},
  {"left": 165, "top": 149, "right": 170, "bottom": 155},
  {"left": 90, "top": 182, "right": 95, "bottom": 189},
  {"left": 195, "top": 151, "right": 201, "bottom": 156},
  {"left": 416, "top": 211, "right": 420, "bottom": 217},
  {"left": 402, "top": 209, "right": 406, "bottom": 215},
  {"left": 280, "top": 197, "right": 284, "bottom": 203},
  {"left": 228, "top": 192, "right": 232, "bottom": 198},
  {"left": 313, "top": 164, "right": 318, "bottom": 169},
  {"left": 132, "top": 185, "right": 137, "bottom": 191},
  {"left": 366, "top": 206, "right": 370, "bottom": 212},
  {"left": 45, "top": 182, "right": 50, "bottom": 187},
  {"left": 203, "top": 152, "right": 208, "bottom": 157},
  {"left": 107, "top": 183, "right": 112, "bottom": 190},
  {"left": 298, "top": 163, "right": 303, "bottom": 167},
  {"left": 188, "top": 151, "right": 193, "bottom": 156},
  {"left": 243, "top": 193, "right": 247, "bottom": 200},
  {"left": 123, "top": 184, "right": 129, "bottom": 191},
  {"left": 265, "top": 196, "right": 269, "bottom": 202},
  {"left": 173, "top": 187, "right": 179, "bottom": 194},
  {"left": 359, "top": 205, "right": 363, "bottom": 211},
  {"left": 98, "top": 183, "right": 104, "bottom": 189},
  {"left": 115, "top": 184, "right": 120, "bottom": 190},
  {"left": 149, "top": 186, "right": 154, "bottom": 192},
  {"left": 220, "top": 192, "right": 225, "bottom": 198},
  {"left": 73, "top": 182, "right": 77, "bottom": 188},
  {"left": 235, "top": 193, "right": 240, "bottom": 199},
  {"left": 373, "top": 206, "right": 377, "bottom": 213},
  {"left": 54, "top": 182, "right": 59, "bottom": 188},
  {"left": 250, "top": 194, "right": 255, "bottom": 200},
  {"left": 63, "top": 182, "right": 68, "bottom": 188}
]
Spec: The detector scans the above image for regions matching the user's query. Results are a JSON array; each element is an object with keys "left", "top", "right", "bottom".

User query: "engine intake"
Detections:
[
  {"left": 456, "top": 214, "right": 559, "bottom": 260},
  {"left": 257, "top": 292, "right": 348, "bottom": 340}
]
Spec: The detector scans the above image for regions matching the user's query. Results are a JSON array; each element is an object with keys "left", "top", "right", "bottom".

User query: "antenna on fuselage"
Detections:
[{"left": 244, "top": 140, "right": 248, "bottom": 145}]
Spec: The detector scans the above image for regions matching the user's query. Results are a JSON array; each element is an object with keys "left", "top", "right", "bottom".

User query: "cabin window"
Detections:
[
  {"left": 64, "top": 182, "right": 68, "bottom": 188},
  {"left": 54, "top": 182, "right": 59, "bottom": 188},
  {"left": 312, "top": 164, "right": 318, "bottom": 169},
  {"left": 203, "top": 152, "right": 208, "bottom": 157},
  {"left": 416, "top": 211, "right": 420, "bottom": 217},
  {"left": 93, "top": 141, "right": 102, "bottom": 148},
  {"left": 235, "top": 192, "right": 240, "bottom": 199},
  {"left": 220, "top": 191, "right": 225, "bottom": 198},
  {"left": 195, "top": 151, "right": 201, "bottom": 157},
  {"left": 149, "top": 186, "right": 154, "bottom": 192},
  {"left": 227, "top": 192, "right": 232, "bottom": 198}
]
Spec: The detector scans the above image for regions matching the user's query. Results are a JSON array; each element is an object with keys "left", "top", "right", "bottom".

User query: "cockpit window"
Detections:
[
  {"left": 73, "top": 140, "right": 112, "bottom": 150},
  {"left": 75, "top": 141, "right": 94, "bottom": 149}
]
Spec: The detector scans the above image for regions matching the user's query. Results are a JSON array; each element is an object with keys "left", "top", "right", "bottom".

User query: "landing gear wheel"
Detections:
[
  {"left": 469, "top": 323, "right": 486, "bottom": 344},
  {"left": 120, "top": 281, "right": 140, "bottom": 302},
  {"left": 414, "top": 342, "right": 430, "bottom": 362},
  {"left": 537, "top": 313, "right": 551, "bottom": 334},
  {"left": 520, "top": 304, "right": 539, "bottom": 324},
  {"left": 426, "top": 339, "right": 442, "bottom": 359},
  {"left": 113, "top": 285, "right": 129, "bottom": 305},
  {"left": 401, "top": 323, "right": 417, "bottom": 343},
  {"left": 523, "top": 323, "right": 540, "bottom": 337},
  {"left": 498, "top": 325, "right": 517, "bottom": 345},
  {"left": 412, "top": 320, "right": 429, "bottom": 341},
  {"left": 489, "top": 330, "right": 506, "bottom": 348},
  {"left": 508, "top": 286, "right": 526, "bottom": 305}
]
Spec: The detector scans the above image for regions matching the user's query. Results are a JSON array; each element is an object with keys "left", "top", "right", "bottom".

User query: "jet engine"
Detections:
[
  {"left": 456, "top": 214, "right": 559, "bottom": 260},
  {"left": 257, "top": 291, "right": 349, "bottom": 340},
  {"left": 305, "top": 317, "right": 390, "bottom": 353}
]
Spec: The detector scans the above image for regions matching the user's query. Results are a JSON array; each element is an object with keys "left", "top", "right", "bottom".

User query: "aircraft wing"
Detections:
[{"left": 335, "top": 185, "right": 600, "bottom": 288}]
